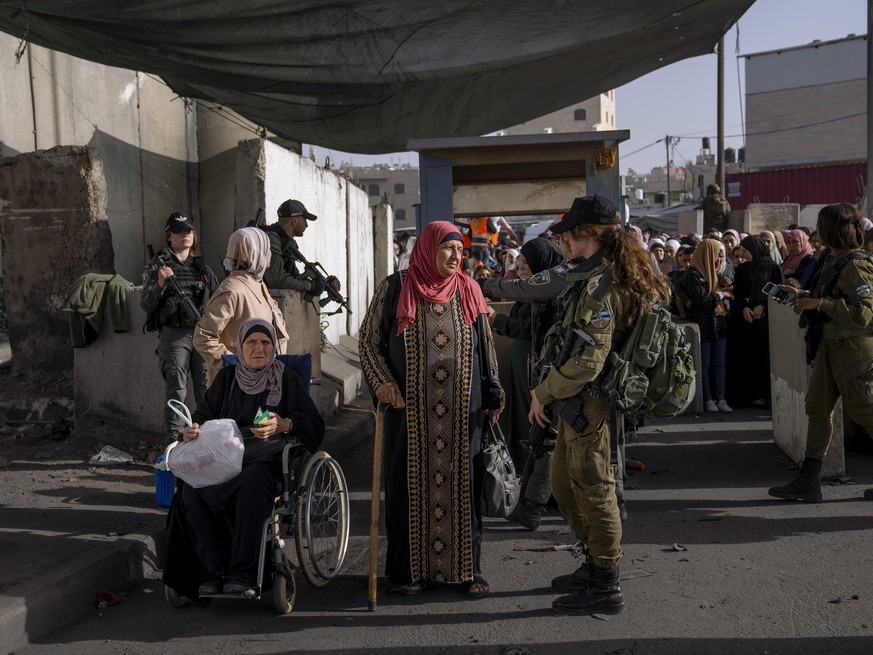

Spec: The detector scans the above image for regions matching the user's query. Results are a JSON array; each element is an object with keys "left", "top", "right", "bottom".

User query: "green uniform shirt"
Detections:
[
  {"left": 816, "top": 252, "right": 873, "bottom": 343},
  {"left": 534, "top": 262, "right": 631, "bottom": 406}
]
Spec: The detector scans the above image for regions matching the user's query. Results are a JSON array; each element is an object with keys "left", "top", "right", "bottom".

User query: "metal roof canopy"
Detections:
[{"left": 407, "top": 131, "right": 629, "bottom": 230}]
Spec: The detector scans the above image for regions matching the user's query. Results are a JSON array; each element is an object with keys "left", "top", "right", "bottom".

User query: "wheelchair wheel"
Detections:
[
  {"left": 295, "top": 451, "right": 350, "bottom": 587},
  {"left": 164, "top": 585, "right": 188, "bottom": 608},
  {"left": 272, "top": 572, "right": 297, "bottom": 614}
]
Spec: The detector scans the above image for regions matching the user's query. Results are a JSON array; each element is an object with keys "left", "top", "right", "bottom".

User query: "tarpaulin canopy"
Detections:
[{"left": 0, "top": 1, "right": 755, "bottom": 153}]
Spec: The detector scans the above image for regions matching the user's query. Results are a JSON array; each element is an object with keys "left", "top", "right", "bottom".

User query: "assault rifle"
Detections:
[
  {"left": 146, "top": 245, "right": 203, "bottom": 324},
  {"left": 523, "top": 324, "right": 596, "bottom": 469},
  {"left": 285, "top": 239, "right": 352, "bottom": 316},
  {"left": 247, "top": 208, "right": 265, "bottom": 229}
]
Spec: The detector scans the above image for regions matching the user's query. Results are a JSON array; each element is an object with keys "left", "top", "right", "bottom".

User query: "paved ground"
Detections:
[{"left": 2, "top": 406, "right": 873, "bottom": 655}]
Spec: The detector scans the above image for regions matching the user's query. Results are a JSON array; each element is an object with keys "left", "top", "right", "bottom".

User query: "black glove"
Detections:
[{"left": 308, "top": 278, "right": 326, "bottom": 296}]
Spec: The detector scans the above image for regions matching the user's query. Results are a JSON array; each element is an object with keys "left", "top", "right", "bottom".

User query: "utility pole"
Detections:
[
  {"left": 861, "top": 0, "right": 873, "bottom": 215},
  {"left": 717, "top": 36, "right": 725, "bottom": 193},
  {"left": 665, "top": 135, "right": 671, "bottom": 207}
]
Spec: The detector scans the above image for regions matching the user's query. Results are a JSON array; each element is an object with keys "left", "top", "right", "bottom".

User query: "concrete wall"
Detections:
[
  {"left": 746, "top": 203, "right": 801, "bottom": 235},
  {"left": 234, "top": 139, "right": 373, "bottom": 344},
  {"left": 769, "top": 301, "right": 844, "bottom": 476},
  {"left": 372, "top": 203, "right": 395, "bottom": 283},
  {"left": 0, "top": 36, "right": 198, "bottom": 284},
  {"left": 0, "top": 147, "right": 114, "bottom": 375}
]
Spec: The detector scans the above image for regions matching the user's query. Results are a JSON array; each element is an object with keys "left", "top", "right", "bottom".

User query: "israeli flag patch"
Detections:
[
  {"left": 856, "top": 283, "right": 872, "bottom": 298},
  {"left": 589, "top": 308, "right": 611, "bottom": 329}
]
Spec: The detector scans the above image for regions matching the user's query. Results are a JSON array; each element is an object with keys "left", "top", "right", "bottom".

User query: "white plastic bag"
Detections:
[{"left": 164, "top": 400, "right": 245, "bottom": 488}]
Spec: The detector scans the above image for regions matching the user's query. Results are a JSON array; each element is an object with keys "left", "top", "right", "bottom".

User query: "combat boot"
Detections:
[
  {"left": 552, "top": 565, "right": 625, "bottom": 616},
  {"left": 505, "top": 498, "right": 545, "bottom": 531},
  {"left": 768, "top": 458, "right": 823, "bottom": 503},
  {"left": 550, "top": 553, "right": 594, "bottom": 592}
]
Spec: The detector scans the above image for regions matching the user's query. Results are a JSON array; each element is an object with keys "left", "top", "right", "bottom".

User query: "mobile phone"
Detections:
[{"left": 762, "top": 282, "right": 795, "bottom": 304}]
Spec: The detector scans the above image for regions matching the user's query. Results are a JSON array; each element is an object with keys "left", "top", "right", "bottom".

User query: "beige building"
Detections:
[
  {"left": 743, "top": 34, "right": 866, "bottom": 169},
  {"left": 495, "top": 93, "right": 617, "bottom": 136},
  {"left": 341, "top": 164, "right": 419, "bottom": 231}
]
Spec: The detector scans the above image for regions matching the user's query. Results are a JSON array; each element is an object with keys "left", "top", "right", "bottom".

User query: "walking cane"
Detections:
[{"left": 368, "top": 402, "right": 388, "bottom": 611}]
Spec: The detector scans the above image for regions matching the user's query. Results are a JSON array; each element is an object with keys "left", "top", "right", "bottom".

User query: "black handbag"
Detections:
[{"left": 481, "top": 422, "right": 521, "bottom": 518}]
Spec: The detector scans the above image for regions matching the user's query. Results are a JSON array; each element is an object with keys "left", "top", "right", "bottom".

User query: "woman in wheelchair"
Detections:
[{"left": 163, "top": 318, "right": 324, "bottom": 599}]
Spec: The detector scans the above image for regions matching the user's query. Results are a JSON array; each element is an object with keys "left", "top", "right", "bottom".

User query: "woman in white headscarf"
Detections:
[
  {"left": 194, "top": 227, "right": 289, "bottom": 384},
  {"left": 759, "top": 230, "right": 783, "bottom": 266}
]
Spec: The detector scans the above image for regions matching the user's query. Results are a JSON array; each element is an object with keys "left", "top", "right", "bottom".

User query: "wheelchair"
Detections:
[{"left": 163, "top": 353, "right": 351, "bottom": 614}]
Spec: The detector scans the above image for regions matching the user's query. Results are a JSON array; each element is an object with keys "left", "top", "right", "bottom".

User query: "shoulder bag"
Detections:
[{"left": 481, "top": 421, "right": 521, "bottom": 518}]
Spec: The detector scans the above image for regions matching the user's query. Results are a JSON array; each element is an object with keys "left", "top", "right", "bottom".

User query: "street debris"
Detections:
[
  {"left": 89, "top": 445, "right": 134, "bottom": 466},
  {"left": 95, "top": 591, "right": 128, "bottom": 608}
]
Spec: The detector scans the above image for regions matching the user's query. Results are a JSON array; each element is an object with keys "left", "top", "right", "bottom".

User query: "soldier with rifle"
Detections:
[
  {"left": 259, "top": 199, "right": 349, "bottom": 314},
  {"left": 528, "top": 195, "right": 669, "bottom": 617},
  {"left": 142, "top": 212, "right": 218, "bottom": 442}
]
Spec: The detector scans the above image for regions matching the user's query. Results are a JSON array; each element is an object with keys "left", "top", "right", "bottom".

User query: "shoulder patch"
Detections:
[
  {"left": 589, "top": 308, "right": 611, "bottom": 330},
  {"left": 856, "top": 283, "right": 872, "bottom": 298},
  {"left": 529, "top": 270, "right": 551, "bottom": 286},
  {"left": 587, "top": 274, "right": 603, "bottom": 296}
]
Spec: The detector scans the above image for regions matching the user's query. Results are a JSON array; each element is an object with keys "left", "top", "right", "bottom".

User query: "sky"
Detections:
[{"left": 314, "top": 0, "right": 867, "bottom": 176}]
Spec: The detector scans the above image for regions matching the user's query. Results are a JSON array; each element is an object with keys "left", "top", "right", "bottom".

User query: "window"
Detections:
[
  {"left": 395, "top": 209, "right": 406, "bottom": 222},
  {"left": 394, "top": 183, "right": 405, "bottom": 194},
  {"left": 368, "top": 184, "right": 380, "bottom": 197},
  {"left": 574, "top": 108, "right": 587, "bottom": 121}
]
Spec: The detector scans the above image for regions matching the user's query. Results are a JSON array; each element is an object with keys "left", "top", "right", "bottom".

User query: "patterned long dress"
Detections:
[{"left": 359, "top": 272, "right": 501, "bottom": 586}]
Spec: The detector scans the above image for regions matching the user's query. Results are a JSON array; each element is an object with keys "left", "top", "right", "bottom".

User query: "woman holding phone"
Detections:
[{"left": 768, "top": 203, "right": 873, "bottom": 503}]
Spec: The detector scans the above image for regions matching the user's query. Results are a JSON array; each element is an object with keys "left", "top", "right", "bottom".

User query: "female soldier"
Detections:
[
  {"left": 529, "top": 195, "right": 669, "bottom": 616},
  {"left": 142, "top": 212, "right": 218, "bottom": 442},
  {"left": 768, "top": 203, "right": 873, "bottom": 503}
]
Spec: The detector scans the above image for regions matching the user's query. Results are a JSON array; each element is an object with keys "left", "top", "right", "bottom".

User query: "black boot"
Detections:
[
  {"left": 768, "top": 458, "right": 823, "bottom": 503},
  {"left": 505, "top": 498, "right": 546, "bottom": 531},
  {"left": 552, "top": 565, "right": 625, "bottom": 616},
  {"left": 550, "top": 553, "right": 594, "bottom": 593}
]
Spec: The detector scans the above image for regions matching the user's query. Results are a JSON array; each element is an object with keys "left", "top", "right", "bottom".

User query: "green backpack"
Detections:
[{"left": 598, "top": 298, "right": 696, "bottom": 425}]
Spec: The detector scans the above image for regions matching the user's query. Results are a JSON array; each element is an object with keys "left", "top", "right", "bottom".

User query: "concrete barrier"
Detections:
[{"left": 769, "top": 301, "right": 844, "bottom": 476}]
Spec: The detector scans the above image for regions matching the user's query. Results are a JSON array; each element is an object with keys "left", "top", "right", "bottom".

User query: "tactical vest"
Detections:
[
  {"left": 264, "top": 223, "right": 301, "bottom": 277},
  {"left": 148, "top": 250, "right": 211, "bottom": 330},
  {"left": 538, "top": 262, "right": 609, "bottom": 375}
]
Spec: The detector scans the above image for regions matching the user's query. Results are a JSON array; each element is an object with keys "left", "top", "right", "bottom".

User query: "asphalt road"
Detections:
[{"left": 11, "top": 409, "right": 873, "bottom": 655}]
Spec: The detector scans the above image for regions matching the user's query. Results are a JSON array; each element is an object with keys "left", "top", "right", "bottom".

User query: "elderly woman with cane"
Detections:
[{"left": 359, "top": 221, "right": 503, "bottom": 599}]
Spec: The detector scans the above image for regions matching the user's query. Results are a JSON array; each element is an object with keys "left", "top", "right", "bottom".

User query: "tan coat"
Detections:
[{"left": 193, "top": 270, "right": 289, "bottom": 384}]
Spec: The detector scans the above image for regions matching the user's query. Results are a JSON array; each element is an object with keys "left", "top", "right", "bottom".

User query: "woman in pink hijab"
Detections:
[
  {"left": 782, "top": 229, "right": 817, "bottom": 289},
  {"left": 359, "top": 221, "right": 504, "bottom": 599}
]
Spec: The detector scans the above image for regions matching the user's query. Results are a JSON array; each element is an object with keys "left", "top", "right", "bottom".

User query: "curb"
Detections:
[
  {"left": 0, "top": 394, "right": 375, "bottom": 654},
  {"left": 0, "top": 526, "right": 163, "bottom": 655}
]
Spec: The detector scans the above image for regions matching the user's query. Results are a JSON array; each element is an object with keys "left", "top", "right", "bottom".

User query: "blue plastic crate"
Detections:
[{"left": 155, "top": 454, "right": 175, "bottom": 507}]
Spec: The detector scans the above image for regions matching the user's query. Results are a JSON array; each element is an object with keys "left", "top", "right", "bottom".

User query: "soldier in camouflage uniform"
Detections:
[
  {"left": 262, "top": 198, "right": 340, "bottom": 298},
  {"left": 529, "top": 195, "right": 669, "bottom": 616},
  {"left": 698, "top": 183, "right": 731, "bottom": 226},
  {"left": 142, "top": 212, "right": 218, "bottom": 441},
  {"left": 768, "top": 203, "right": 873, "bottom": 503}
]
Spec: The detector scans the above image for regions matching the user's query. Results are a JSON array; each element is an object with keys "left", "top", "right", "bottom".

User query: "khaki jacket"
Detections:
[{"left": 193, "top": 271, "right": 289, "bottom": 384}]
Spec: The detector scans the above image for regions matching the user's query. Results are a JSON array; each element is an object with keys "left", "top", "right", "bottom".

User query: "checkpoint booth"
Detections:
[{"left": 407, "top": 131, "right": 629, "bottom": 229}]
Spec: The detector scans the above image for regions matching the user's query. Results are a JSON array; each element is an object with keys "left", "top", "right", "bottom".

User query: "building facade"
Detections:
[
  {"left": 494, "top": 93, "right": 617, "bottom": 136},
  {"left": 743, "top": 34, "right": 866, "bottom": 169}
]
